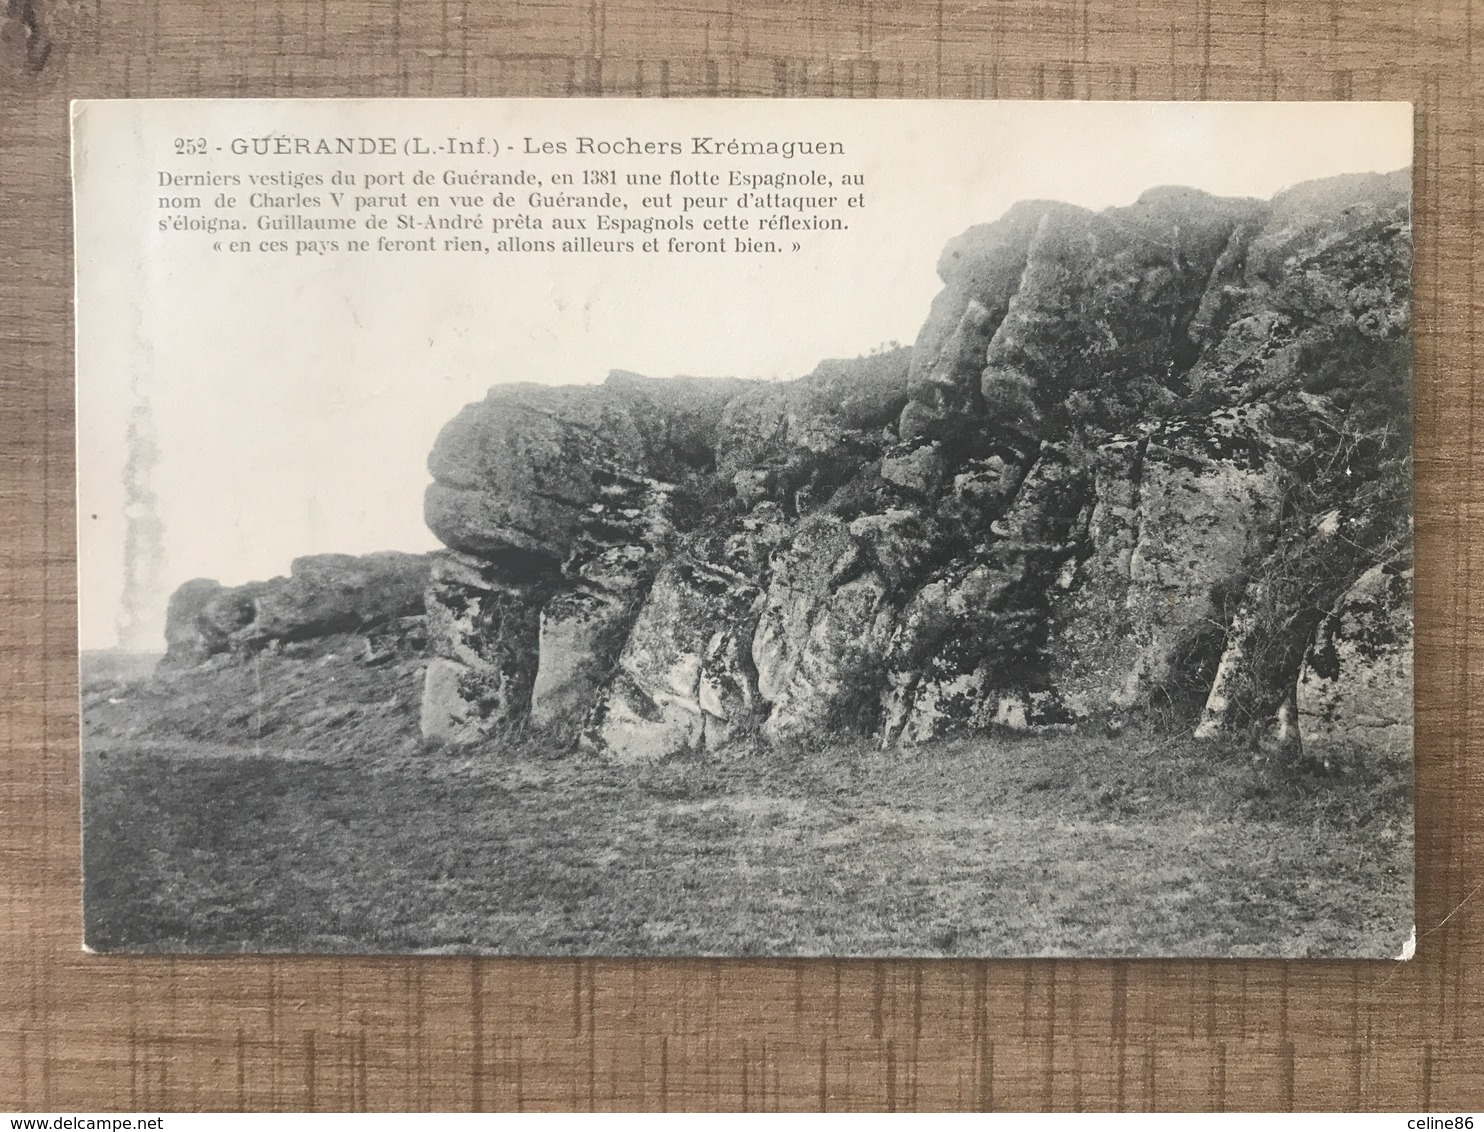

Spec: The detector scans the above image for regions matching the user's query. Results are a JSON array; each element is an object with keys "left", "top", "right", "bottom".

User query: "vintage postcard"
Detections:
[{"left": 73, "top": 98, "right": 1414, "bottom": 957}]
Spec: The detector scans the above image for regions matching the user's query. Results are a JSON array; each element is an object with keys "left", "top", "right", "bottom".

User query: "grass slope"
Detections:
[{"left": 80, "top": 641, "right": 1413, "bottom": 957}]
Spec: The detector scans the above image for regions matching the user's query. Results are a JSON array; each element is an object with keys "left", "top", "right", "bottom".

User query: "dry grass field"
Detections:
[{"left": 80, "top": 640, "right": 1413, "bottom": 959}]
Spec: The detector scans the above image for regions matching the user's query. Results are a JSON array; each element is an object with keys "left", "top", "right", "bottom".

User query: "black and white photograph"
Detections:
[{"left": 74, "top": 98, "right": 1414, "bottom": 958}]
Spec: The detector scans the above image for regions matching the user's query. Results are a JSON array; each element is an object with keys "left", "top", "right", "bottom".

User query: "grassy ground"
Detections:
[{"left": 80, "top": 641, "right": 1413, "bottom": 958}]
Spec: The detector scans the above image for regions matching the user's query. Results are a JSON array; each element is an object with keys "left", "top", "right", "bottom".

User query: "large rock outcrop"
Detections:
[
  {"left": 162, "top": 551, "right": 434, "bottom": 667},
  {"left": 349, "top": 171, "right": 1410, "bottom": 762},
  {"left": 411, "top": 170, "right": 1412, "bottom": 761},
  {"left": 418, "top": 373, "right": 755, "bottom": 742}
]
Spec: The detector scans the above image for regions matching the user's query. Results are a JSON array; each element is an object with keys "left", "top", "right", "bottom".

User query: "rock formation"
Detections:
[
  {"left": 160, "top": 170, "right": 1412, "bottom": 766},
  {"left": 161, "top": 551, "right": 434, "bottom": 666},
  {"left": 414, "top": 170, "right": 1413, "bottom": 761}
]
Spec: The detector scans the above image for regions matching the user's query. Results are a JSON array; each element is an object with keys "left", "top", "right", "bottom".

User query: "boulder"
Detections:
[
  {"left": 425, "top": 372, "right": 748, "bottom": 567},
  {"left": 159, "top": 552, "right": 433, "bottom": 663},
  {"left": 1297, "top": 565, "right": 1412, "bottom": 752},
  {"left": 161, "top": 577, "right": 226, "bottom": 666},
  {"left": 239, "top": 552, "right": 431, "bottom": 646},
  {"left": 420, "top": 657, "right": 480, "bottom": 744},
  {"left": 425, "top": 383, "right": 651, "bottom": 567}
]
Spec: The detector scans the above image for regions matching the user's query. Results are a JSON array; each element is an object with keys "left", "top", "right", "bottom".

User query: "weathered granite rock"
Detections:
[
  {"left": 196, "top": 583, "right": 267, "bottom": 652},
  {"left": 425, "top": 384, "right": 649, "bottom": 567},
  {"left": 899, "top": 300, "right": 994, "bottom": 446},
  {"left": 530, "top": 472, "right": 681, "bottom": 728},
  {"left": 909, "top": 200, "right": 1067, "bottom": 387},
  {"left": 421, "top": 656, "right": 479, "bottom": 744},
  {"left": 752, "top": 515, "right": 897, "bottom": 743},
  {"left": 530, "top": 572, "right": 636, "bottom": 729},
  {"left": 865, "top": 188, "right": 1277, "bottom": 748},
  {"left": 425, "top": 373, "right": 749, "bottom": 567},
  {"left": 1193, "top": 499, "right": 1411, "bottom": 760},
  {"left": 880, "top": 563, "right": 1025, "bottom": 745},
  {"left": 151, "top": 171, "right": 1409, "bottom": 762},
  {"left": 979, "top": 190, "right": 1263, "bottom": 443},
  {"left": 406, "top": 171, "right": 1412, "bottom": 759},
  {"left": 363, "top": 614, "right": 428, "bottom": 666},
  {"left": 1020, "top": 408, "right": 1285, "bottom": 725},
  {"left": 1186, "top": 170, "right": 1412, "bottom": 411},
  {"left": 241, "top": 552, "right": 430, "bottom": 646},
  {"left": 880, "top": 445, "right": 1087, "bottom": 744},
  {"left": 421, "top": 372, "right": 751, "bottom": 741},
  {"left": 581, "top": 501, "right": 794, "bottom": 760},
  {"left": 1108, "top": 409, "right": 1281, "bottom": 708},
  {"left": 161, "top": 578, "right": 227, "bottom": 666},
  {"left": 587, "top": 556, "right": 762, "bottom": 762},
  {"left": 1297, "top": 565, "right": 1412, "bottom": 751},
  {"left": 424, "top": 550, "right": 546, "bottom": 736},
  {"left": 714, "top": 349, "right": 912, "bottom": 514},
  {"left": 161, "top": 552, "right": 433, "bottom": 664},
  {"left": 1185, "top": 171, "right": 1413, "bottom": 754}
]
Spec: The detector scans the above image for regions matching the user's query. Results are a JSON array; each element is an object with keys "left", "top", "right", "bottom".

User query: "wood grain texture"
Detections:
[{"left": 1, "top": 0, "right": 1479, "bottom": 1112}]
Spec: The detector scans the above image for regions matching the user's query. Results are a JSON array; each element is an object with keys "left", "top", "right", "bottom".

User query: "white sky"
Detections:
[{"left": 73, "top": 99, "right": 1412, "bottom": 650}]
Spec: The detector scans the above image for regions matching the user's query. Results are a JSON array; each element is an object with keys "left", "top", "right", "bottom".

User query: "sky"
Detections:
[{"left": 73, "top": 99, "right": 1413, "bottom": 650}]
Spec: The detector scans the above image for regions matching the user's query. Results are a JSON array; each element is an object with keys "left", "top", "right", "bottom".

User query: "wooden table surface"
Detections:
[{"left": 3, "top": 0, "right": 1481, "bottom": 1112}]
